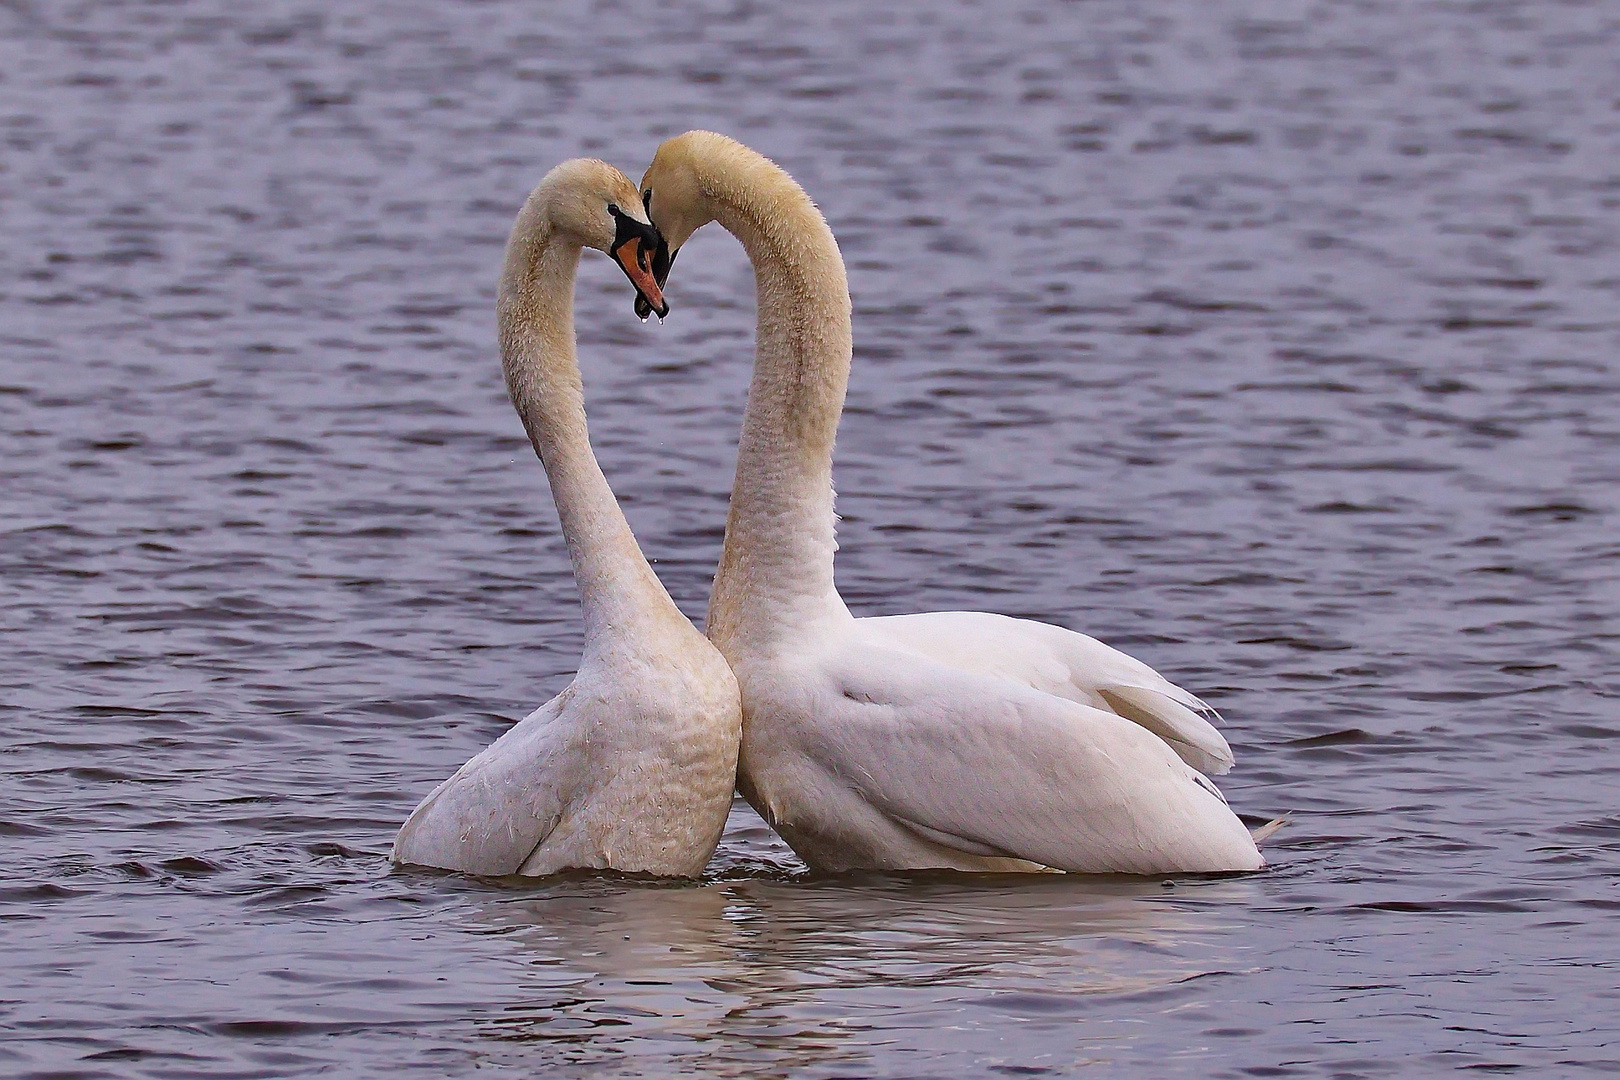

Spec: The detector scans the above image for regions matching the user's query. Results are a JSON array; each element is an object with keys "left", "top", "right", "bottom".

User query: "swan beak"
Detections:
[
  {"left": 634, "top": 237, "right": 677, "bottom": 322},
  {"left": 613, "top": 237, "right": 668, "bottom": 320},
  {"left": 608, "top": 204, "right": 669, "bottom": 320}
]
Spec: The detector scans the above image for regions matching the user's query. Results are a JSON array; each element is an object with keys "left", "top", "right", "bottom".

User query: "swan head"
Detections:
[
  {"left": 635, "top": 131, "right": 742, "bottom": 316},
  {"left": 537, "top": 158, "right": 669, "bottom": 319}
]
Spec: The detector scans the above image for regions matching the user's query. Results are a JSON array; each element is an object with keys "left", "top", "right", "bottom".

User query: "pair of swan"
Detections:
[{"left": 393, "top": 134, "right": 1266, "bottom": 878}]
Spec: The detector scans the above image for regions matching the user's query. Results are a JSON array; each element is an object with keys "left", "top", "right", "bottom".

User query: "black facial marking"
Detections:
[
  {"left": 651, "top": 235, "right": 675, "bottom": 288},
  {"left": 607, "top": 204, "right": 653, "bottom": 265},
  {"left": 635, "top": 190, "right": 673, "bottom": 288}
]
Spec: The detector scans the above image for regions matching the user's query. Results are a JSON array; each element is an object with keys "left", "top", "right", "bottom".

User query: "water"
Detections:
[{"left": 3, "top": 0, "right": 1618, "bottom": 1075}]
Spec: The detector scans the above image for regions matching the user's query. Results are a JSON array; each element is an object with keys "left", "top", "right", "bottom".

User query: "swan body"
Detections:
[
  {"left": 640, "top": 132, "right": 1262, "bottom": 874},
  {"left": 393, "top": 159, "right": 741, "bottom": 878}
]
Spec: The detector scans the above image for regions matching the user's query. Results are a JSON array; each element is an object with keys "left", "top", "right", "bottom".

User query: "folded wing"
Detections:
[
  {"left": 811, "top": 640, "right": 1261, "bottom": 875},
  {"left": 855, "top": 611, "right": 1234, "bottom": 775},
  {"left": 392, "top": 690, "right": 573, "bottom": 875}
]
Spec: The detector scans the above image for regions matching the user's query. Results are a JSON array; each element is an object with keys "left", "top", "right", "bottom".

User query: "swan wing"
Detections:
[
  {"left": 854, "top": 611, "right": 1234, "bottom": 775},
  {"left": 392, "top": 688, "right": 576, "bottom": 875},
  {"left": 806, "top": 641, "right": 1260, "bottom": 874}
]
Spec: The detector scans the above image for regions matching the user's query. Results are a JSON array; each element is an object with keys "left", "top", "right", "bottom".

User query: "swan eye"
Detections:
[
  {"left": 606, "top": 203, "right": 620, "bottom": 216},
  {"left": 642, "top": 190, "right": 653, "bottom": 214}
]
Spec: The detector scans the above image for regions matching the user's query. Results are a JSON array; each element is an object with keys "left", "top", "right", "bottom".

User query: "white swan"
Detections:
[
  {"left": 392, "top": 159, "right": 741, "bottom": 877},
  {"left": 639, "top": 132, "right": 1263, "bottom": 874}
]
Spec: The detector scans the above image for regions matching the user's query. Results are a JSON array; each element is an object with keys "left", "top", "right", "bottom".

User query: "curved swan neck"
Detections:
[
  {"left": 692, "top": 144, "right": 856, "bottom": 650},
  {"left": 498, "top": 199, "right": 683, "bottom": 650}
]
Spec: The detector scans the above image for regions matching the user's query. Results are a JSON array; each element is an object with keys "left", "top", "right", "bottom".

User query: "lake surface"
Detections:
[{"left": 3, "top": 1, "right": 1618, "bottom": 1076}]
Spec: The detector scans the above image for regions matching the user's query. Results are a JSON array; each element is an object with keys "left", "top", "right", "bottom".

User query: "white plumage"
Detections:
[
  {"left": 642, "top": 132, "right": 1264, "bottom": 874},
  {"left": 392, "top": 159, "right": 741, "bottom": 878}
]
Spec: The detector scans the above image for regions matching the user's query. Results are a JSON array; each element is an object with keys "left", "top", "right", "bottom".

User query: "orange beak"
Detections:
[{"left": 613, "top": 237, "right": 668, "bottom": 319}]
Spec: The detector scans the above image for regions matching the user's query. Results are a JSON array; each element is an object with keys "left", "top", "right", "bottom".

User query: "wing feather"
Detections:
[
  {"left": 856, "top": 611, "right": 1235, "bottom": 774},
  {"left": 807, "top": 641, "right": 1262, "bottom": 875},
  {"left": 392, "top": 689, "right": 574, "bottom": 875}
]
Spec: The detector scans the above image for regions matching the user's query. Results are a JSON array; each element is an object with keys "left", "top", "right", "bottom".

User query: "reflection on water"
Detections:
[
  {"left": 3, "top": 0, "right": 1619, "bottom": 1075},
  {"left": 467, "top": 843, "right": 1254, "bottom": 1076}
]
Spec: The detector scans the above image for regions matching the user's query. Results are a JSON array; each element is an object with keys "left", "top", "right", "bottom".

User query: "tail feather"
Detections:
[{"left": 1248, "top": 815, "right": 1289, "bottom": 846}]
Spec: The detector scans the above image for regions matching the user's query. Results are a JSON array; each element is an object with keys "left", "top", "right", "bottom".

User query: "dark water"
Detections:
[{"left": 3, "top": 1, "right": 1618, "bottom": 1075}]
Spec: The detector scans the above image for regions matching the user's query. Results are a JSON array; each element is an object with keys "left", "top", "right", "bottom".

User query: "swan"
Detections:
[
  {"left": 637, "top": 131, "right": 1264, "bottom": 874},
  {"left": 392, "top": 158, "right": 742, "bottom": 877}
]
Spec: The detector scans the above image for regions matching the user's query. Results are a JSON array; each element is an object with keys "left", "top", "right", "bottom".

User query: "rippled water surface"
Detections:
[{"left": 4, "top": 1, "right": 1619, "bottom": 1076}]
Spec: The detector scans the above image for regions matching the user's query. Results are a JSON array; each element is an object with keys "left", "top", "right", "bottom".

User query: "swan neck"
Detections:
[
  {"left": 498, "top": 211, "right": 682, "bottom": 649},
  {"left": 700, "top": 153, "right": 856, "bottom": 651}
]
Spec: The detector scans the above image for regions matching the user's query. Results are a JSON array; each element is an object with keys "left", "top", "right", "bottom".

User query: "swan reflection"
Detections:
[{"left": 464, "top": 803, "right": 1259, "bottom": 1075}]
